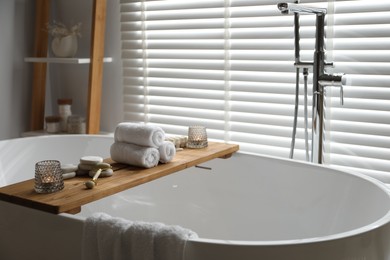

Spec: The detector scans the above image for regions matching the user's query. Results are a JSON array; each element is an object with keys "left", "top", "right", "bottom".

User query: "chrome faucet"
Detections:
[{"left": 277, "top": 2, "right": 345, "bottom": 164}]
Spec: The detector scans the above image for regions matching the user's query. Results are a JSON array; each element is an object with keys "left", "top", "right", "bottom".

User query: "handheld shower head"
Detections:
[{"left": 277, "top": 3, "right": 327, "bottom": 15}]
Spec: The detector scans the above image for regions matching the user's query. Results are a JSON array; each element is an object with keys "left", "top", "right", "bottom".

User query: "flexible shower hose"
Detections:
[
  {"left": 289, "top": 68, "right": 310, "bottom": 161},
  {"left": 289, "top": 68, "right": 300, "bottom": 159},
  {"left": 303, "top": 68, "right": 309, "bottom": 161}
]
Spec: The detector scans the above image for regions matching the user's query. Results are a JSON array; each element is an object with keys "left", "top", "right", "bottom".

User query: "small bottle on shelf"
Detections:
[
  {"left": 67, "top": 115, "right": 86, "bottom": 134},
  {"left": 45, "top": 116, "right": 61, "bottom": 134},
  {"left": 57, "top": 98, "right": 72, "bottom": 132}
]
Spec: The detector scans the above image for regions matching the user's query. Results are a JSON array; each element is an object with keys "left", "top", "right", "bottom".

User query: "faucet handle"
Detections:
[
  {"left": 339, "top": 84, "right": 344, "bottom": 106},
  {"left": 318, "top": 73, "right": 346, "bottom": 106},
  {"left": 339, "top": 74, "right": 349, "bottom": 106},
  {"left": 324, "top": 62, "right": 334, "bottom": 68}
]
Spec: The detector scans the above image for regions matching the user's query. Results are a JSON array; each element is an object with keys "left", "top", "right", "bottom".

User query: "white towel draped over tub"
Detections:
[
  {"left": 158, "top": 141, "right": 176, "bottom": 164},
  {"left": 110, "top": 142, "right": 160, "bottom": 168},
  {"left": 114, "top": 122, "right": 165, "bottom": 148},
  {"left": 82, "top": 212, "right": 198, "bottom": 260}
]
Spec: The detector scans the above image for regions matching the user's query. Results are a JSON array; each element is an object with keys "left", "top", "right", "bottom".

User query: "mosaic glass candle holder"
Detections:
[
  {"left": 187, "top": 126, "right": 208, "bottom": 149},
  {"left": 34, "top": 160, "right": 64, "bottom": 194}
]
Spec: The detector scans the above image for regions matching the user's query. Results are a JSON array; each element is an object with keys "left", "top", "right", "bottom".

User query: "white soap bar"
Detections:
[
  {"left": 61, "top": 164, "right": 78, "bottom": 173},
  {"left": 80, "top": 156, "right": 103, "bottom": 165}
]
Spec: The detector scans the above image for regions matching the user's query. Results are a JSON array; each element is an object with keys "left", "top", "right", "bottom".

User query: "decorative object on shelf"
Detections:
[
  {"left": 45, "top": 115, "right": 61, "bottom": 133},
  {"left": 67, "top": 115, "right": 86, "bottom": 134},
  {"left": 58, "top": 98, "right": 72, "bottom": 132},
  {"left": 88, "top": 162, "right": 113, "bottom": 178},
  {"left": 187, "top": 126, "right": 208, "bottom": 149},
  {"left": 85, "top": 168, "right": 102, "bottom": 189},
  {"left": 77, "top": 156, "right": 104, "bottom": 176},
  {"left": 34, "top": 160, "right": 64, "bottom": 194},
  {"left": 165, "top": 135, "right": 188, "bottom": 149},
  {"left": 47, "top": 21, "right": 82, "bottom": 58},
  {"left": 83, "top": 160, "right": 112, "bottom": 189}
]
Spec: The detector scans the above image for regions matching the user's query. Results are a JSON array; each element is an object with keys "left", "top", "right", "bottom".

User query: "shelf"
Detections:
[
  {"left": 29, "top": 0, "right": 108, "bottom": 134},
  {"left": 0, "top": 142, "right": 239, "bottom": 214},
  {"left": 25, "top": 57, "right": 113, "bottom": 64}
]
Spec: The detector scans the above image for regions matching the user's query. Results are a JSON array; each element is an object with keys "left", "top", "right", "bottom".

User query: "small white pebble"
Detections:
[
  {"left": 80, "top": 156, "right": 103, "bottom": 165},
  {"left": 62, "top": 171, "right": 76, "bottom": 180},
  {"left": 61, "top": 164, "right": 78, "bottom": 173}
]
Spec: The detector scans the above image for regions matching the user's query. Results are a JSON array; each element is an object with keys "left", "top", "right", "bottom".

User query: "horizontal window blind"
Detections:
[
  {"left": 325, "top": 0, "right": 390, "bottom": 182},
  {"left": 120, "top": 0, "right": 390, "bottom": 182}
]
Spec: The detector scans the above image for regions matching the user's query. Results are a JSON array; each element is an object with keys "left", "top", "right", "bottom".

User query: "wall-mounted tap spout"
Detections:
[{"left": 277, "top": 3, "right": 327, "bottom": 15}]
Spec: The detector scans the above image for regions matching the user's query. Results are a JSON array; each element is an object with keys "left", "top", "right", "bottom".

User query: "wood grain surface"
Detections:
[{"left": 0, "top": 142, "right": 239, "bottom": 214}]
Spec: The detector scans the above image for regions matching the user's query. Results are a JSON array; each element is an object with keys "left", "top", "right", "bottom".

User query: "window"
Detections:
[{"left": 120, "top": 0, "right": 390, "bottom": 182}]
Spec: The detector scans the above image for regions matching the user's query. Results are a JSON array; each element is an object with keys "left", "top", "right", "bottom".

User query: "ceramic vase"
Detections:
[{"left": 51, "top": 34, "right": 78, "bottom": 58}]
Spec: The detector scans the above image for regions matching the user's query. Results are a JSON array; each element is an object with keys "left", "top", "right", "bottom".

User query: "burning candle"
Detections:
[
  {"left": 42, "top": 174, "right": 55, "bottom": 184},
  {"left": 34, "top": 160, "right": 64, "bottom": 194},
  {"left": 187, "top": 126, "right": 208, "bottom": 149}
]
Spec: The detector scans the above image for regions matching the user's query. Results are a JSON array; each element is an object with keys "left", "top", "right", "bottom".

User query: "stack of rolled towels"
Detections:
[{"left": 110, "top": 122, "right": 176, "bottom": 168}]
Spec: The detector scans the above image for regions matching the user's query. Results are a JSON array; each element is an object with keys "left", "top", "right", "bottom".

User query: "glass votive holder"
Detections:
[
  {"left": 34, "top": 160, "right": 64, "bottom": 194},
  {"left": 67, "top": 115, "right": 86, "bottom": 134},
  {"left": 187, "top": 126, "right": 208, "bottom": 149}
]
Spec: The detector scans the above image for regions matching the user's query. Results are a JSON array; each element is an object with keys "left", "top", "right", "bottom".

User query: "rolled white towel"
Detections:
[
  {"left": 158, "top": 141, "right": 176, "bottom": 164},
  {"left": 110, "top": 142, "right": 159, "bottom": 168},
  {"left": 114, "top": 122, "right": 165, "bottom": 148}
]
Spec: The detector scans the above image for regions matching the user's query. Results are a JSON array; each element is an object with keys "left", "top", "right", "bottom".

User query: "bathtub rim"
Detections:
[
  {"left": 0, "top": 133, "right": 115, "bottom": 147},
  {"left": 69, "top": 150, "right": 390, "bottom": 247},
  {"left": 185, "top": 151, "right": 390, "bottom": 246},
  {"left": 2, "top": 135, "right": 389, "bottom": 246}
]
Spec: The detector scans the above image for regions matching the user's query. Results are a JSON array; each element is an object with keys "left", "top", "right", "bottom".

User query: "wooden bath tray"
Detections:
[{"left": 0, "top": 142, "right": 238, "bottom": 214}]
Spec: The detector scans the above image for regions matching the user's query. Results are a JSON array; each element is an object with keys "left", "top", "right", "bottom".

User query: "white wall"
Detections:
[
  {"left": 0, "top": 0, "right": 123, "bottom": 140},
  {"left": 0, "top": 0, "right": 34, "bottom": 140}
]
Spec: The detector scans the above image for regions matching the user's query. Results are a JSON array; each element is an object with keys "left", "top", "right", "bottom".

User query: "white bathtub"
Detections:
[{"left": 0, "top": 135, "right": 389, "bottom": 260}]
